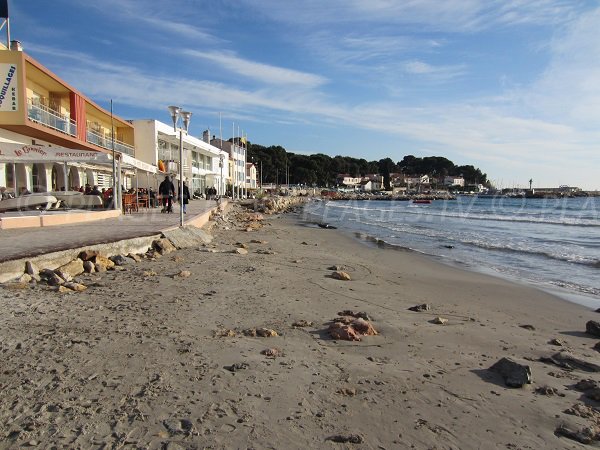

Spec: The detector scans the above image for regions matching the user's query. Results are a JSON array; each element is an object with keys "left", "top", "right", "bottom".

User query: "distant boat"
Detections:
[{"left": 412, "top": 199, "right": 432, "bottom": 204}]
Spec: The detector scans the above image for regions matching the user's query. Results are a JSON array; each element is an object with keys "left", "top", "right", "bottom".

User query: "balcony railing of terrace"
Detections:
[
  {"left": 27, "top": 99, "right": 77, "bottom": 137},
  {"left": 86, "top": 128, "right": 134, "bottom": 156}
]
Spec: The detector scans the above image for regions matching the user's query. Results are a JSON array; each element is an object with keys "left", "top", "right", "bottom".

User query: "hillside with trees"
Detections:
[{"left": 246, "top": 142, "right": 488, "bottom": 189}]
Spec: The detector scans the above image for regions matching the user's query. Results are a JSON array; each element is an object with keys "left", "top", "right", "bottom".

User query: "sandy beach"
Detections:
[{"left": 1, "top": 202, "right": 599, "bottom": 449}]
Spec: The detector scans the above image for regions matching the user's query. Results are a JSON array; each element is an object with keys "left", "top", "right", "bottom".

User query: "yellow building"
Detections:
[{"left": 0, "top": 40, "right": 136, "bottom": 193}]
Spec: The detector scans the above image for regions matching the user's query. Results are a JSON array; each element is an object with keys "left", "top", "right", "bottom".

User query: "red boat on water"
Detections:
[{"left": 412, "top": 199, "right": 432, "bottom": 204}]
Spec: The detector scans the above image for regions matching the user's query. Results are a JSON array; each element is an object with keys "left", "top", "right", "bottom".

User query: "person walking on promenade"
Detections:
[
  {"left": 179, "top": 181, "right": 190, "bottom": 214},
  {"left": 159, "top": 175, "right": 175, "bottom": 213}
]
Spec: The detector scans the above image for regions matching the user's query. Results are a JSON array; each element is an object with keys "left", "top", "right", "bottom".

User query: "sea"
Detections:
[{"left": 302, "top": 196, "right": 600, "bottom": 308}]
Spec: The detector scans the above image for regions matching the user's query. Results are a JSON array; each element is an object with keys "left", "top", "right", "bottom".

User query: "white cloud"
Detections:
[
  {"left": 180, "top": 50, "right": 327, "bottom": 87},
  {"left": 238, "top": 0, "right": 583, "bottom": 31}
]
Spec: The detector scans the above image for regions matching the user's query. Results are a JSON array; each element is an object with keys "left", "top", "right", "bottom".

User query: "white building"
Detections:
[
  {"left": 210, "top": 137, "right": 246, "bottom": 198},
  {"left": 130, "top": 120, "right": 228, "bottom": 196},
  {"left": 443, "top": 176, "right": 465, "bottom": 187}
]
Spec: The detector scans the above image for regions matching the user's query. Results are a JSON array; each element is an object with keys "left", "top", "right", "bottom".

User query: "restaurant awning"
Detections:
[{"left": 0, "top": 142, "right": 156, "bottom": 173}]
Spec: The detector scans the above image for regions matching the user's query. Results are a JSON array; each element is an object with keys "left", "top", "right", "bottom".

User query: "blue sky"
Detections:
[{"left": 11, "top": 0, "right": 600, "bottom": 189}]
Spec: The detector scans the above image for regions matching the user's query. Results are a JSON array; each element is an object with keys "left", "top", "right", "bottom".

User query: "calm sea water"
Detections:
[{"left": 303, "top": 196, "right": 600, "bottom": 307}]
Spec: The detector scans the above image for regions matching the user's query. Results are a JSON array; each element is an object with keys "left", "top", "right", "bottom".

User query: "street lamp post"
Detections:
[
  {"left": 219, "top": 153, "right": 224, "bottom": 196},
  {"left": 168, "top": 105, "right": 192, "bottom": 228}
]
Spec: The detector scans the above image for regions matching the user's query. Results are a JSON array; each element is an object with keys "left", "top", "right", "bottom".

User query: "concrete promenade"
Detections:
[{"left": 0, "top": 199, "right": 222, "bottom": 263}]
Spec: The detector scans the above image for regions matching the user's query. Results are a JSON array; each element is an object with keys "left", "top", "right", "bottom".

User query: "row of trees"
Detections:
[{"left": 246, "top": 142, "right": 489, "bottom": 189}]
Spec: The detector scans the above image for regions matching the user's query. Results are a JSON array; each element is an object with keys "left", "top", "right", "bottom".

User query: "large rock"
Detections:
[
  {"left": 24, "top": 261, "right": 39, "bottom": 276},
  {"left": 586, "top": 320, "right": 600, "bottom": 337},
  {"left": 57, "top": 259, "right": 85, "bottom": 278},
  {"left": 92, "top": 255, "right": 115, "bottom": 270},
  {"left": 78, "top": 249, "right": 100, "bottom": 261},
  {"left": 329, "top": 322, "right": 361, "bottom": 341},
  {"left": 39, "top": 268, "right": 64, "bottom": 286},
  {"left": 83, "top": 261, "right": 95, "bottom": 273},
  {"left": 490, "top": 357, "right": 532, "bottom": 388},
  {"left": 109, "top": 255, "right": 129, "bottom": 266},
  {"left": 153, "top": 238, "right": 176, "bottom": 255}
]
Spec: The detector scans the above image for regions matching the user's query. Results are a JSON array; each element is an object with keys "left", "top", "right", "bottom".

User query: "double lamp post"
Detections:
[{"left": 168, "top": 105, "right": 192, "bottom": 227}]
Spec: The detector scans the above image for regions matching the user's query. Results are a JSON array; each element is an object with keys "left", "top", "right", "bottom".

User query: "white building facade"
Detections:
[{"left": 131, "top": 120, "right": 228, "bottom": 196}]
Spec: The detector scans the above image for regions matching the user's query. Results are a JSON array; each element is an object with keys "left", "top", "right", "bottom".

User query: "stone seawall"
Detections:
[{"left": 248, "top": 196, "right": 308, "bottom": 214}]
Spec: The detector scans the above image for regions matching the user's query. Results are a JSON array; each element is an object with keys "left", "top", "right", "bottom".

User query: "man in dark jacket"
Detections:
[
  {"left": 158, "top": 175, "right": 175, "bottom": 213},
  {"left": 179, "top": 181, "right": 191, "bottom": 214}
]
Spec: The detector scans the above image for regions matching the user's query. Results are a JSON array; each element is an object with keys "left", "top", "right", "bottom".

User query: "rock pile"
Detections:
[{"left": 327, "top": 311, "right": 378, "bottom": 341}]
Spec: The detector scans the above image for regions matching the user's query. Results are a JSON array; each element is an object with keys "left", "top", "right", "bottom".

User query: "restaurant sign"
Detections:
[
  {"left": 0, "top": 63, "right": 18, "bottom": 112},
  {"left": 0, "top": 143, "right": 106, "bottom": 162}
]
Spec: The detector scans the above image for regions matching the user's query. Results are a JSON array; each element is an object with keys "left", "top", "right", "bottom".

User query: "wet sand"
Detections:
[{"left": 1, "top": 204, "right": 598, "bottom": 449}]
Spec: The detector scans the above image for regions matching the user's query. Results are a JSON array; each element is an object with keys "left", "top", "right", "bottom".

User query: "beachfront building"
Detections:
[
  {"left": 210, "top": 137, "right": 246, "bottom": 198},
  {"left": 130, "top": 120, "right": 228, "bottom": 197},
  {"left": 443, "top": 176, "right": 465, "bottom": 187},
  {"left": 0, "top": 41, "right": 140, "bottom": 194},
  {"left": 246, "top": 163, "right": 257, "bottom": 192},
  {"left": 336, "top": 174, "right": 361, "bottom": 189}
]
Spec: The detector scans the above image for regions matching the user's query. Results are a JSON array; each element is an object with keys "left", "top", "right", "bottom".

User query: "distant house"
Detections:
[
  {"left": 360, "top": 179, "right": 382, "bottom": 192},
  {"left": 404, "top": 175, "right": 430, "bottom": 186},
  {"left": 443, "top": 176, "right": 465, "bottom": 187},
  {"left": 336, "top": 174, "right": 361, "bottom": 188}
]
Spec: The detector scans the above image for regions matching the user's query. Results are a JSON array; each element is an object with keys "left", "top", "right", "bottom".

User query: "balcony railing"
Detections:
[
  {"left": 27, "top": 100, "right": 77, "bottom": 137},
  {"left": 86, "top": 128, "right": 134, "bottom": 156}
]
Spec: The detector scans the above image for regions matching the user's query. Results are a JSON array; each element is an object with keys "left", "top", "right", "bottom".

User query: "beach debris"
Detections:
[
  {"left": 250, "top": 239, "right": 268, "bottom": 244},
  {"left": 55, "top": 285, "right": 73, "bottom": 294},
  {"left": 572, "top": 379, "right": 600, "bottom": 401},
  {"left": 163, "top": 418, "right": 196, "bottom": 436},
  {"left": 292, "top": 320, "right": 313, "bottom": 328},
  {"left": 328, "top": 264, "right": 347, "bottom": 271},
  {"left": 325, "top": 434, "right": 364, "bottom": 444},
  {"left": 63, "top": 282, "right": 87, "bottom": 292},
  {"left": 352, "top": 318, "right": 378, "bottom": 336},
  {"left": 490, "top": 357, "right": 532, "bottom": 387},
  {"left": 318, "top": 223, "right": 337, "bottom": 229},
  {"left": 142, "top": 270, "right": 157, "bottom": 277},
  {"left": 256, "top": 328, "right": 278, "bottom": 337},
  {"left": 109, "top": 254, "right": 129, "bottom": 266},
  {"left": 549, "top": 338, "right": 566, "bottom": 346},
  {"left": 256, "top": 249, "right": 276, "bottom": 255},
  {"left": 519, "top": 324, "right": 535, "bottom": 331},
  {"left": 338, "top": 310, "right": 371, "bottom": 320},
  {"left": 93, "top": 255, "right": 115, "bottom": 271},
  {"left": 3, "top": 282, "right": 30, "bottom": 290},
  {"left": 261, "top": 348, "right": 282, "bottom": 357},
  {"left": 586, "top": 321, "right": 600, "bottom": 337},
  {"left": 15, "top": 273, "right": 32, "bottom": 284},
  {"left": 174, "top": 270, "right": 191, "bottom": 279},
  {"left": 564, "top": 403, "right": 600, "bottom": 419},
  {"left": 233, "top": 248, "right": 248, "bottom": 255},
  {"left": 534, "top": 386, "right": 564, "bottom": 396},
  {"left": 83, "top": 260, "right": 95, "bottom": 273},
  {"left": 331, "top": 271, "right": 351, "bottom": 281},
  {"left": 443, "top": 245, "right": 454, "bottom": 249},
  {"left": 555, "top": 424, "right": 600, "bottom": 445},
  {"left": 408, "top": 303, "right": 430, "bottom": 312},
  {"left": 39, "top": 268, "right": 64, "bottom": 286},
  {"left": 128, "top": 253, "right": 142, "bottom": 262},
  {"left": 540, "top": 353, "right": 600, "bottom": 372},
  {"left": 236, "top": 242, "right": 249, "bottom": 249},
  {"left": 57, "top": 259, "right": 85, "bottom": 278},
  {"left": 328, "top": 322, "right": 362, "bottom": 341},
  {"left": 243, "top": 327, "right": 278, "bottom": 337},
  {"left": 24, "top": 260, "right": 38, "bottom": 276},
  {"left": 431, "top": 317, "right": 448, "bottom": 325},
  {"left": 78, "top": 249, "right": 100, "bottom": 261},
  {"left": 152, "top": 238, "right": 176, "bottom": 255},
  {"left": 337, "top": 387, "right": 357, "bottom": 396},
  {"left": 214, "top": 328, "right": 236, "bottom": 338},
  {"left": 224, "top": 363, "right": 249, "bottom": 372},
  {"left": 301, "top": 241, "right": 309, "bottom": 245}
]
